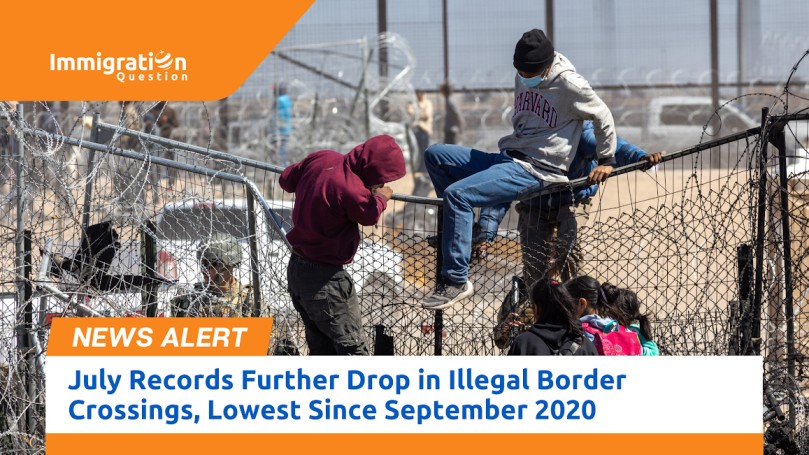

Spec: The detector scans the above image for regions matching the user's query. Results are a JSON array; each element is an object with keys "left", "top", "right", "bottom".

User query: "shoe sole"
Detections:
[{"left": 422, "top": 282, "right": 474, "bottom": 311}]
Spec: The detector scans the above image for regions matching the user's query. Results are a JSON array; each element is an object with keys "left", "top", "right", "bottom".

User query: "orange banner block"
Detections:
[
  {"left": 47, "top": 433, "right": 763, "bottom": 455},
  {"left": 47, "top": 318, "right": 273, "bottom": 356},
  {"left": 0, "top": 0, "right": 313, "bottom": 100}
]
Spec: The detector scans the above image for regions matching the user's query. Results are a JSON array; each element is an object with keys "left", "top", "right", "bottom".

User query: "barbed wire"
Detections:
[{"left": 1, "top": 38, "right": 808, "bottom": 455}]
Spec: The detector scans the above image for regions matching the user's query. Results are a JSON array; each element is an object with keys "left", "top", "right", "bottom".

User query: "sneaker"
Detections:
[{"left": 422, "top": 280, "right": 474, "bottom": 310}]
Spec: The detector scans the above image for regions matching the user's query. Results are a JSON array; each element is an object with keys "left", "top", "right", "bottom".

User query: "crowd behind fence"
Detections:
[{"left": 2, "top": 100, "right": 809, "bottom": 452}]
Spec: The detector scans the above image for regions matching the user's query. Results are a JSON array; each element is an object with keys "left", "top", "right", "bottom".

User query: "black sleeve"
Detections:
[{"left": 507, "top": 338, "right": 523, "bottom": 355}]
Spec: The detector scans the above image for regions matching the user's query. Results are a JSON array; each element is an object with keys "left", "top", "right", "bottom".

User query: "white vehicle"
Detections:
[
  {"left": 617, "top": 96, "right": 758, "bottom": 157},
  {"left": 1, "top": 292, "right": 15, "bottom": 366},
  {"left": 152, "top": 198, "right": 404, "bottom": 315}
]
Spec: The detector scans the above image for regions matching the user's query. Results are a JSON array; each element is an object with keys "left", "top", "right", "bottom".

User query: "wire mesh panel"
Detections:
[
  {"left": 0, "top": 102, "right": 784, "bottom": 360},
  {"left": 582, "top": 141, "right": 759, "bottom": 355},
  {"left": 1, "top": 85, "right": 809, "bottom": 454}
]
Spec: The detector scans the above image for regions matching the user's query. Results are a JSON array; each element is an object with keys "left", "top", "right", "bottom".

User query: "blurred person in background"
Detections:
[
  {"left": 144, "top": 101, "right": 180, "bottom": 191},
  {"left": 440, "top": 83, "right": 463, "bottom": 145},
  {"left": 115, "top": 101, "right": 144, "bottom": 211},
  {"left": 413, "top": 89, "right": 434, "bottom": 169},
  {"left": 410, "top": 89, "right": 435, "bottom": 196},
  {"left": 36, "top": 101, "right": 60, "bottom": 136},
  {"left": 0, "top": 101, "right": 18, "bottom": 194},
  {"left": 271, "top": 82, "right": 293, "bottom": 167},
  {"left": 152, "top": 101, "right": 179, "bottom": 140}
]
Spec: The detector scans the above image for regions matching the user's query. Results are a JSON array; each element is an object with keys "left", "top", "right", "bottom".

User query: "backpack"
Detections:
[
  {"left": 552, "top": 337, "right": 582, "bottom": 356},
  {"left": 581, "top": 322, "right": 642, "bottom": 356}
]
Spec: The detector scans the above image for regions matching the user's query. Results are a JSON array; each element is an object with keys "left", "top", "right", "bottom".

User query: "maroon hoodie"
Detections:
[{"left": 279, "top": 135, "right": 406, "bottom": 265}]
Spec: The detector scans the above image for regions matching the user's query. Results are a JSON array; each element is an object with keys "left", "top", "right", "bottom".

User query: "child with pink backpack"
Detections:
[
  {"left": 508, "top": 277, "right": 599, "bottom": 356},
  {"left": 564, "top": 276, "right": 642, "bottom": 356},
  {"left": 601, "top": 284, "right": 660, "bottom": 356}
]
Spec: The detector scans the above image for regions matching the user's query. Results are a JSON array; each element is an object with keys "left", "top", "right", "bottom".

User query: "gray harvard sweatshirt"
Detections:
[{"left": 498, "top": 52, "right": 616, "bottom": 183}]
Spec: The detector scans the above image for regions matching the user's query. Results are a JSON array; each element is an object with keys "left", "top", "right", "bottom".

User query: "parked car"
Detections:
[
  {"left": 152, "top": 198, "right": 405, "bottom": 316},
  {"left": 615, "top": 96, "right": 758, "bottom": 165}
]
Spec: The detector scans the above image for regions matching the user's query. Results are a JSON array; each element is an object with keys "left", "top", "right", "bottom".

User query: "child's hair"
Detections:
[
  {"left": 600, "top": 284, "right": 653, "bottom": 341},
  {"left": 564, "top": 276, "right": 601, "bottom": 312},
  {"left": 599, "top": 282, "right": 622, "bottom": 310},
  {"left": 531, "top": 277, "right": 582, "bottom": 339}
]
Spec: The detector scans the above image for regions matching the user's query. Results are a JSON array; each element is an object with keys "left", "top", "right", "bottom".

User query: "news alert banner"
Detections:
[{"left": 44, "top": 319, "right": 762, "bottom": 454}]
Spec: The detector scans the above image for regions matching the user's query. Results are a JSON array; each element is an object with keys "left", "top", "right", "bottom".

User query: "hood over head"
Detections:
[{"left": 346, "top": 135, "right": 406, "bottom": 187}]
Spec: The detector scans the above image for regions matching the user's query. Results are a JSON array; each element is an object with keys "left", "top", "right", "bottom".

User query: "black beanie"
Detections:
[{"left": 513, "top": 29, "right": 555, "bottom": 73}]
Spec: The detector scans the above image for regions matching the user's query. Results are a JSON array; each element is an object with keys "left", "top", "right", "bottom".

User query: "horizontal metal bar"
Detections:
[
  {"left": 94, "top": 115, "right": 761, "bottom": 204},
  {"left": 27, "top": 128, "right": 294, "bottom": 251},
  {"left": 273, "top": 38, "right": 366, "bottom": 52},
  {"left": 518, "top": 126, "right": 761, "bottom": 201},
  {"left": 389, "top": 194, "right": 442, "bottom": 206},
  {"left": 96, "top": 121, "right": 285, "bottom": 173},
  {"left": 395, "top": 126, "right": 762, "bottom": 205},
  {"left": 34, "top": 281, "right": 72, "bottom": 304},
  {"left": 770, "top": 112, "right": 809, "bottom": 122},
  {"left": 274, "top": 51, "right": 359, "bottom": 91},
  {"left": 415, "top": 79, "right": 793, "bottom": 94},
  {"left": 96, "top": 121, "right": 442, "bottom": 206},
  {"left": 34, "top": 129, "right": 249, "bottom": 183}
]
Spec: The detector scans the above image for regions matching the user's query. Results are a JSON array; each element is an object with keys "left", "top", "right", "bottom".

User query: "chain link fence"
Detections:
[{"left": 2, "top": 75, "right": 809, "bottom": 454}]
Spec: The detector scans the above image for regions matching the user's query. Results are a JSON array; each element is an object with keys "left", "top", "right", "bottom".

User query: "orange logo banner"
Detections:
[
  {"left": 47, "top": 318, "right": 273, "bottom": 356},
  {"left": 0, "top": 1, "right": 313, "bottom": 100},
  {"left": 47, "top": 434, "right": 764, "bottom": 455}
]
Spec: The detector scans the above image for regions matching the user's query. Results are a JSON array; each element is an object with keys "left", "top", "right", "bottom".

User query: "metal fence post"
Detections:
[
  {"left": 141, "top": 221, "right": 159, "bottom": 317},
  {"left": 14, "top": 102, "right": 26, "bottom": 352},
  {"left": 23, "top": 230, "right": 35, "bottom": 434},
  {"left": 12, "top": 103, "right": 36, "bottom": 436},
  {"left": 13, "top": 104, "right": 26, "bottom": 343},
  {"left": 751, "top": 107, "right": 769, "bottom": 356},
  {"left": 434, "top": 207, "right": 443, "bottom": 356},
  {"left": 81, "top": 112, "right": 101, "bottom": 230},
  {"left": 772, "top": 118, "right": 796, "bottom": 429},
  {"left": 246, "top": 192, "right": 263, "bottom": 317},
  {"left": 730, "top": 244, "right": 754, "bottom": 355}
]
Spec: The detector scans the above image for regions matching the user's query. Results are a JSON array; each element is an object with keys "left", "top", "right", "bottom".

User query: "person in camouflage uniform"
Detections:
[{"left": 171, "top": 234, "right": 253, "bottom": 318}]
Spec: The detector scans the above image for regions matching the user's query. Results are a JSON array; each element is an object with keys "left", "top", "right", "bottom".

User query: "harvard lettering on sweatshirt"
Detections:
[{"left": 498, "top": 52, "right": 617, "bottom": 182}]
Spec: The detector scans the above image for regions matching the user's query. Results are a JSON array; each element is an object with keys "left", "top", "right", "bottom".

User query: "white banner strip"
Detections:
[{"left": 46, "top": 356, "right": 762, "bottom": 434}]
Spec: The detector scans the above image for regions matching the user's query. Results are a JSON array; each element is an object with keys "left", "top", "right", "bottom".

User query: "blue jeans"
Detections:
[
  {"left": 425, "top": 144, "right": 544, "bottom": 284},
  {"left": 477, "top": 205, "right": 509, "bottom": 243}
]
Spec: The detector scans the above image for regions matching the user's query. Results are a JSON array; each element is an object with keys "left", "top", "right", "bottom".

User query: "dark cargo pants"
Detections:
[
  {"left": 518, "top": 198, "right": 591, "bottom": 287},
  {"left": 287, "top": 254, "right": 369, "bottom": 356}
]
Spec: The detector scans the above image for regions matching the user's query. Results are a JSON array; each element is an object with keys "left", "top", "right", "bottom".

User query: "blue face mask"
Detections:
[{"left": 518, "top": 73, "right": 543, "bottom": 88}]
